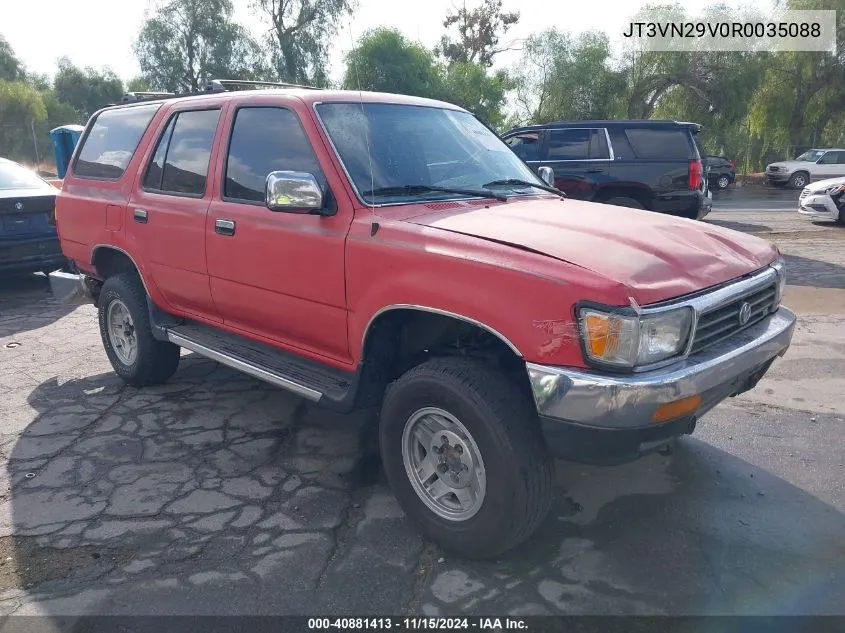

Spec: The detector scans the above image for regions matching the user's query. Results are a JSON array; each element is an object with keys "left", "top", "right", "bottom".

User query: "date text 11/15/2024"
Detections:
[{"left": 308, "top": 618, "right": 528, "bottom": 630}]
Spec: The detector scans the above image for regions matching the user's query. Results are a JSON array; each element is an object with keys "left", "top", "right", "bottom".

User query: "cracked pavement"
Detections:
[{"left": 0, "top": 189, "right": 844, "bottom": 618}]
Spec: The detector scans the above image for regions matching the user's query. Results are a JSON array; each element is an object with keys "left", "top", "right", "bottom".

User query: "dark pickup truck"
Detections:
[{"left": 502, "top": 119, "right": 712, "bottom": 220}]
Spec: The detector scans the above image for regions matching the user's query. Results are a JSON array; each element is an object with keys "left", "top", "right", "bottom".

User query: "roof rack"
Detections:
[
  {"left": 121, "top": 91, "right": 177, "bottom": 103},
  {"left": 203, "top": 79, "right": 322, "bottom": 92}
]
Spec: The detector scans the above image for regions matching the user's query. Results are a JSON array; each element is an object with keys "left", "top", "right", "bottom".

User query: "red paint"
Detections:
[{"left": 56, "top": 90, "right": 780, "bottom": 372}]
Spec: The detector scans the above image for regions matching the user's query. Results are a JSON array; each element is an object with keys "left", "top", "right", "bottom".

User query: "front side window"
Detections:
[
  {"left": 316, "top": 103, "right": 544, "bottom": 204},
  {"left": 73, "top": 104, "right": 160, "bottom": 180},
  {"left": 224, "top": 107, "right": 326, "bottom": 203},
  {"left": 505, "top": 132, "right": 542, "bottom": 162}
]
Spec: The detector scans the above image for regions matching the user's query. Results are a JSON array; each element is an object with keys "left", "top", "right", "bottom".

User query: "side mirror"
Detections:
[
  {"left": 538, "top": 166, "right": 554, "bottom": 186},
  {"left": 265, "top": 171, "right": 323, "bottom": 213}
]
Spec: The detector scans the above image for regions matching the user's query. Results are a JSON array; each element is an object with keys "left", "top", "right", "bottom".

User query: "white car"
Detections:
[
  {"left": 766, "top": 148, "right": 845, "bottom": 189},
  {"left": 798, "top": 176, "right": 845, "bottom": 224}
]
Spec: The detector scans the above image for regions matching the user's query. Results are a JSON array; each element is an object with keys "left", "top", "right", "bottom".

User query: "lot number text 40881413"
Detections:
[{"left": 307, "top": 618, "right": 529, "bottom": 630}]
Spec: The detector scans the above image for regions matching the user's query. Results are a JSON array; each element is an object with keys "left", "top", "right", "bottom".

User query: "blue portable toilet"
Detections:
[{"left": 49, "top": 125, "right": 85, "bottom": 178}]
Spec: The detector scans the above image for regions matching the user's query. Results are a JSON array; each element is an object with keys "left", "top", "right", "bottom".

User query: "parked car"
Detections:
[
  {"left": 765, "top": 148, "right": 845, "bottom": 189},
  {"left": 501, "top": 119, "right": 712, "bottom": 219},
  {"left": 57, "top": 84, "right": 794, "bottom": 558},
  {"left": 704, "top": 155, "right": 736, "bottom": 190},
  {"left": 0, "top": 157, "right": 68, "bottom": 277},
  {"left": 797, "top": 176, "right": 845, "bottom": 224}
]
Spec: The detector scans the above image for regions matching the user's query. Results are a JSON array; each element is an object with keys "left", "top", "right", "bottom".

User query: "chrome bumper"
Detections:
[{"left": 526, "top": 307, "right": 796, "bottom": 429}]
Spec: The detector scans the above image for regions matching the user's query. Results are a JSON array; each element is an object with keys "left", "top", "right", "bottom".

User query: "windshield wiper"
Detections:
[
  {"left": 366, "top": 184, "right": 508, "bottom": 202},
  {"left": 483, "top": 179, "right": 566, "bottom": 198}
]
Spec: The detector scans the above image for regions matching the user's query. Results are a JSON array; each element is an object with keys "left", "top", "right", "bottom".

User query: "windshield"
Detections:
[
  {"left": 795, "top": 150, "right": 825, "bottom": 162},
  {"left": 316, "top": 103, "right": 545, "bottom": 205},
  {"left": 0, "top": 161, "right": 50, "bottom": 190}
]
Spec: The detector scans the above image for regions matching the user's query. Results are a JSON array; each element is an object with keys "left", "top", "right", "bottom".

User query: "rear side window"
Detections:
[
  {"left": 624, "top": 128, "right": 693, "bottom": 160},
  {"left": 546, "top": 128, "right": 609, "bottom": 160},
  {"left": 224, "top": 107, "right": 325, "bottom": 203},
  {"left": 505, "top": 132, "right": 542, "bottom": 161},
  {"left": 73, "top": 104, "right": 159, "bottom": 180},
  {"left": 144, "top": 109, "right": 220, "bottom": 196}
]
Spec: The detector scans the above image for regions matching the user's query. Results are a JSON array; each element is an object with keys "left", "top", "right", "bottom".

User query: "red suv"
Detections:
[{"left": 57, "top": 83, "right": 796, "bottom": 557}]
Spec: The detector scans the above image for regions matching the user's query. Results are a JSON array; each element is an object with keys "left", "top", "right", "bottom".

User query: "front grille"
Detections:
[
  {"left": 688, "top": 282, "right": 778, "bottom": 355},
  {"left": 768, "top": 166, "right": 779, "bottom": 172}
]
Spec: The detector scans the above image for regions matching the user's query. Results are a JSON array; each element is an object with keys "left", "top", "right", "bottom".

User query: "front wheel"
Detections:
[
  {"left": 788, "top": 172, "right": 809, "bottom": 189},
  {"left": 98, "top": 273, "right": 181, "bottom": 387},
  {"left": 380, "top": 357, "right": 553, "bottom": 558}
]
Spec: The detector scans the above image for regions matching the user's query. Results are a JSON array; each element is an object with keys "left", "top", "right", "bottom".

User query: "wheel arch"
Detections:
[{"left": 91, "top": 245, "right": 149, "bottom": 292}]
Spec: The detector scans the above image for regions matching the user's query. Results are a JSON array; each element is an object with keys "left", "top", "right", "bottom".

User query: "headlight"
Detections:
[
  {"left": 580, "top": 307, "right": 693, "bottom": 369},
  {"left": 824, "top": 184, "right": 845, "bottom": 196},
  {"left": 771, "top": 256, "right": 786, "bottom": 308}
]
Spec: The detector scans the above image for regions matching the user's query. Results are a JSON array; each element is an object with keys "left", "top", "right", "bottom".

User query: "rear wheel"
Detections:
[
  {"left": 379, "top": 357, "right": 553, "bottom": 558},
  {"left": 602, "top": 196, "right": 644, "bottom": 209},
  {"left": 716, "top": 175, "right": 730, "bottom": 190},
  {"left": 98, "top": 273, "right": 180, "bottom": 387},
  {"left": 788, "top": 172, "right": 809, "bottom": 189}
]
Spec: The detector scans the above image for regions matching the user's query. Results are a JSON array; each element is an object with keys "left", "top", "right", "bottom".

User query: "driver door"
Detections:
[
  {"left": 814, "top": 151, "right": 845, "bottom": 179},
  {"left": 205, "top": 101, "right": 354, "bottom": 363}
]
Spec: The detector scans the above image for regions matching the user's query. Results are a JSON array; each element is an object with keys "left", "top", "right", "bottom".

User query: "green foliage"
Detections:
[
  {"left": 135, "top": 0, "right": 266, "bottom": 93},
  {"left": 251, "top": 0, "right": 356, "bottom": 87},
  {"left": 0, "top": 80, "right": 47, "bottom": 162},
  {"left": 54, "top": 58, "right": 124, "bottom": 118},
  {"left": 0, "top": 36, "right": 25, "bottom": 82},
  {"left": 435, "top": 0, "right": 519, "bottom": 67},
  {"left": 514, "top": 29, "right": 626, "bottom": 124},
  {"left": 441, "top": 63, "right": 511, "bottom": 130},
  {"left": 343, "top": 28, "right": 445, "bottom": 98}
]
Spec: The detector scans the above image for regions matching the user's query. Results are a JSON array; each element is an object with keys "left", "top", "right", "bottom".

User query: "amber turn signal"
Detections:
[{"left": 651, "top": 394, "right": 702, "bottom": 423}]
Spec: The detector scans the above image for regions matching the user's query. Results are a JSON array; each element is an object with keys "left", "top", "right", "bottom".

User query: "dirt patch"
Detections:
[{"left": 0, "top": 536, "right": 131, "bottom": 591}]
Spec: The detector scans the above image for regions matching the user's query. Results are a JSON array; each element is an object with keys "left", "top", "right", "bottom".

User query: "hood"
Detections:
[
  {"left": 405, "top": 197, "right": 778, "bottom": 305},
  {"left": 806, "top": 176, "right": 845, "bottom": 192},
  {"left": 767, "top": 160, "right": 812, "bottom": 169}
]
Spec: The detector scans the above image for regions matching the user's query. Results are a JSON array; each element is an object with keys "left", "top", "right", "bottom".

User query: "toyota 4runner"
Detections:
[{"left": 56, "top": 83, "right": 796, "bottom": 558}]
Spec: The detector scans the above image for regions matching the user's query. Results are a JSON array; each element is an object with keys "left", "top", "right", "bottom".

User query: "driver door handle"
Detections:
[{"left": 215, "top": 219, "right": 236, "bottom": 236}]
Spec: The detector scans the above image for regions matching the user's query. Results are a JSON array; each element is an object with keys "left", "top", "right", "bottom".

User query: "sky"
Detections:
[{"left": 2, "top": 0, "right": 757, "bottom": 84}]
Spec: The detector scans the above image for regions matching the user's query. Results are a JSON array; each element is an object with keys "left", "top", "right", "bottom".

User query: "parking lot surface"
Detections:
[{"left": 0, "top": 186, "right": 843, "bottom": 618}]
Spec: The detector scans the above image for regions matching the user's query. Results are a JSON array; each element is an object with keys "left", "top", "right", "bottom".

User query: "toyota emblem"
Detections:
[
  {"left": 738, "top": 302, "right": 752, "bottom": 326},
  {"left": 14, "top": 202, "right": 23, "bottom": 211}
]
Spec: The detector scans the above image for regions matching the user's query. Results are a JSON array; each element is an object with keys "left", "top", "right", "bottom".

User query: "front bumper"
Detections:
[
  {"left": 798, "top": 193, "right": 841, "bottom": 221},
  {"left": 527, "top": 307, "right": 796, "bottom": 464},
  {"left": 766, "top": 171, "right": 791, "bottom": 183}
]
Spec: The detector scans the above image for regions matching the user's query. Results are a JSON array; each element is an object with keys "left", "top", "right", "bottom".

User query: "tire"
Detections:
[
  {"left": 716, "top": 175, "right": 730, "bottom": 190},
  {"left": 379, "top": 357, "right": 553, "bottom": 558},
  {"left": 788, "top": 172, "right": 809, "bottom": 189},
  {"left": 602, "top": 196, "right": 644, "bottom": 209},
  {"left": 98, "top": 273, "right": 180, "bottom": 387}
]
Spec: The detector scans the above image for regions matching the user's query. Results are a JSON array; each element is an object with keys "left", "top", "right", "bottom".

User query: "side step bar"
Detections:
[{"left": 165, "top": 322, "right": 358, "bottom": 410}]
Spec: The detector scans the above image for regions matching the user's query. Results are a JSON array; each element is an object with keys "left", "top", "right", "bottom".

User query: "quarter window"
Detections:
[
  {"left": 73, "top": 104, "right": 160, "bottom": 180},
  {"left": 224, "top": 107, "right": 325, "bottom": 203}
]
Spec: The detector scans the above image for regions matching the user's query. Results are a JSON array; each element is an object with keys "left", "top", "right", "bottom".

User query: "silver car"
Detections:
[{"left": 765, "top": 148, "right": 845, "bottom": 189}]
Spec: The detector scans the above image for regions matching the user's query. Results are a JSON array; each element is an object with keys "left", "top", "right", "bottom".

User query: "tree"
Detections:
[
  {"left": 53, "top": 58, "right": 124, "bottom": 119},
  {"left": 343, "top": 29, "right": 445, "bottom": 98},
  {"left": 250, "top": 0, "right": 355, "bottom": 86},
  {"left": 513, "top": 29, "right": 626, "bottom": 124},
  {"left": 441, "top": 63, "right": 510, "bottom": 129},
  {"left": 134, "top": 0, "right": 266, "bottom": 93},
  {"left": 0, "top": 36, "right": 24, "bottom": 82},
  {"left": 0, "top": 80, "right": 47, "bottom": 163},
  {"left": 435, "top": 0, "right": 519, "bottom": 67}
]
